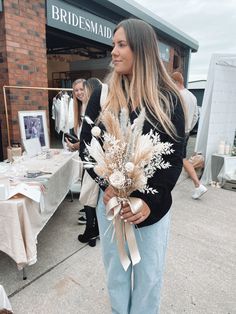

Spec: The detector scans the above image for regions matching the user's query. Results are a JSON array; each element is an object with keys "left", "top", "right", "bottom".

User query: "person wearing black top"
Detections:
[
  {"left": 79, "top": 19, "right": 185, "bottom": 314},
  {"left": 66, "top": 78, "right": 102, "bottom": 246}
]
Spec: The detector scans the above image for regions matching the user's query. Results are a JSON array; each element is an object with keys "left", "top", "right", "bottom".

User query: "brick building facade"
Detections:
[
  {"left": 0, "top": 1, "right": 48, "bottom": 158},
  {"left": 0, "top": 0, "right": 198, "bottom": 159}
]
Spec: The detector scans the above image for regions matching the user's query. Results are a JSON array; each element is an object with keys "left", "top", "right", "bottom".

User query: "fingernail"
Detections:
[
  {"left": 120, "top": 216, "right": 124, "bottom": 219},
  {"left": 124, "top": 219, "right": 127, "bottom": 223}
]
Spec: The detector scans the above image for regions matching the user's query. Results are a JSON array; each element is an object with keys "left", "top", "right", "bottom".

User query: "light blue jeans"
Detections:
[{"left": 96, "top": 191, "right": 171, "bottom": 314}]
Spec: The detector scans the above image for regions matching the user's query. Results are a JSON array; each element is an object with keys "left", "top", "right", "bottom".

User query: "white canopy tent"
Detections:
[{"left": 195, "top": 54, "right": 236, "bottom": 184}]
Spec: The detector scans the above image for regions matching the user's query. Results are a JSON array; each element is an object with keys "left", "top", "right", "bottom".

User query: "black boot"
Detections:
[
  {"left": 88, "top": 215, "right": 99, "bottom": 247},
  {"left": 78, "top": 227, "right": 98, "bottom": 243},
  {"left": 88, "top": 238, "right": 96, "bottom": 247},
  {"left": 78, "top": 206, "right": 99, "bottom": 244}
]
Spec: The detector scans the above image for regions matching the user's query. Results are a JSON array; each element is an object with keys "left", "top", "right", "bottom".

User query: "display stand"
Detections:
[
  {"left": 211, "top": 153, "right": 236, "bottom": 184},
  {"left": 3, "top": 85, "right": 73, "bottom": 148}
]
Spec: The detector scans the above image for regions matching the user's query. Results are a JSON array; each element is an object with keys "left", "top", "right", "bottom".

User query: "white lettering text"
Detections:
[
  {"left": 50, "top": 4, "right": 113, "bottom": 41},
  {"left": 52, "top": 5, "right": 59, "bottom": 20}
]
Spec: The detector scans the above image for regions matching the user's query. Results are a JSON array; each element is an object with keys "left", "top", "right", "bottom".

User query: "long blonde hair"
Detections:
[
  {"left": 103, "top": 19, "right": 184, "bottom": 139},
  {"left": 84, "top": 77, "right": 102, "bottom": 99},
  {"left": 72, "top": 78, "right": 86, "bottom": 132}
]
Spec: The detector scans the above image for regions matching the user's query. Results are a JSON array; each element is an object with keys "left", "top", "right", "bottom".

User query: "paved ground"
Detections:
[{"left": 0, "top": 136, "right": 236, "bottom": 314}]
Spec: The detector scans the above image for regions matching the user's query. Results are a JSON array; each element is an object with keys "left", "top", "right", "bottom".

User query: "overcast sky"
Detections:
[{"left": 134, "top": 0, "right": 236, "bottom": 82}]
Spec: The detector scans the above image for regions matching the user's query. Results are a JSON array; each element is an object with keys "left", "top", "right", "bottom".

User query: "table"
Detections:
[
  {"left": 0, "top": 284, "right": 12, "bottom": 311},
  {"left": 0, "top": 150, "right": 83, "bottom": 269},
  {"left": 211, "top": 153, "right": 236, "bottom": 183}
]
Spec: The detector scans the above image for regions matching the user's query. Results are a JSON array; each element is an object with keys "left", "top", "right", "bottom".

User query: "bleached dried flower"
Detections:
[
  {"left": 131, "top": 118, "right": 137, "bottom": 130},
  {"left": 109, "top": 170, "right": 126, "bottom": 189},
  {"left": 84, "top": 115, "right": 94, "bottom": 125},
  {"left": 91, "top": 126, "right": 101, "bottom": 137},
  {"left": 94, "top": 165, "right": 106, "bottom": 177},
  {"left": 139, "top": 175, "right": 147, "bottom": 186},
  {"left": 125, "top": 162, "right": 135, "bottom": 172}
]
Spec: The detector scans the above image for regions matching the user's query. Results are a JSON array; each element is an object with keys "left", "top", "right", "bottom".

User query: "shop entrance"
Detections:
[{"left": 46, "top": 26, "right": 111, "bottom": 147}]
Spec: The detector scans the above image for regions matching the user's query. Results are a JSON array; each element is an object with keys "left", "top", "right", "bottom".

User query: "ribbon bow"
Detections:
[{"left": 106, "top": 196, "right": 142, "bottom": 271}]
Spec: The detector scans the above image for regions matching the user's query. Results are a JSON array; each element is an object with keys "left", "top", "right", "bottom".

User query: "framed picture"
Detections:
[{"left": 18, "top": 110, "right": 49, "bottom": 148}]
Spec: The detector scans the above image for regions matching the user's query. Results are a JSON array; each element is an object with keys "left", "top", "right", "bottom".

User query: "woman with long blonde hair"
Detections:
[
  {"left": 79, "top": 18, "right": 185, "bottom": 314},
  {"left": 65, "top": 78, "right": 86, "bottom": 151},
  {"left": 72, "top": 78, "right": 87, "bottom": 134}
]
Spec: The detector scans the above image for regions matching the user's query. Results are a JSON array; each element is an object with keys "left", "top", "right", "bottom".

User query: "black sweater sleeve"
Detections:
[
  {"left": 131, "top": 96, "right": 185, "bottom": 227},
  {"left": 80, "top": 86, "right": 185, "bottom": 227}
]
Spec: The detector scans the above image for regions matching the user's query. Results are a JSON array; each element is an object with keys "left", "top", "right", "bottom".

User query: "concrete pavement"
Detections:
[
  {"left": 0, "top": 135, "right": 236, "bottom": 313},
  {"left": 0, "top": 174, "right": 235, "bottom": 313}
]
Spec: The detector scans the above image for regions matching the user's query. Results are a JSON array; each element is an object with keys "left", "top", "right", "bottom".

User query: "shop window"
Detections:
[{"left": 52, "top": 71, "right": 91, "bottom": 88}]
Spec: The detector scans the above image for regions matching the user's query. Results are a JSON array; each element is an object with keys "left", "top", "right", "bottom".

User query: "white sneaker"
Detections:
[{"left": 192, "top": 184, "right": 207, "bottom": 199}]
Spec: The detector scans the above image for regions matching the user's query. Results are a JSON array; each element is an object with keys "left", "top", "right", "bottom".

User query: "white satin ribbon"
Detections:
[{"left": 106, "top": 196, "right": 142, "bottom": 271}]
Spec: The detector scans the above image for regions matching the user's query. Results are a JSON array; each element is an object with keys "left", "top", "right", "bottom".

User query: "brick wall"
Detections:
[
  {"left": 0, "top": 0, "right": 48, "bottom": 158},
  {"left": 0, "top": 6, "right": 9, "bottom": 159}
]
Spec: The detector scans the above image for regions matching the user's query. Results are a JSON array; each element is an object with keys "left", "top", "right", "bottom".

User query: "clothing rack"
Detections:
[{"left": 3, "top": 85, "right": 73, "bottom": 147}]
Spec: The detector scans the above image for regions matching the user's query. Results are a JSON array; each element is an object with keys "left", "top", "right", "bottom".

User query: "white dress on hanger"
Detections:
[{"left": 52, "top": 93, "right": 74, "bottom": 134}]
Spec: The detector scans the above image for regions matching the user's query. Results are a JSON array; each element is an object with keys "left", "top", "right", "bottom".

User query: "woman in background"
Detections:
[
  {"left": 76, "top": 78, "right": 102, "bottom": 247},
  {"left": 72, "top": 78, "right": 87, "bottom": 136},
  {"left": 65, "top": 78, "right": 86, "bottom": 151}
]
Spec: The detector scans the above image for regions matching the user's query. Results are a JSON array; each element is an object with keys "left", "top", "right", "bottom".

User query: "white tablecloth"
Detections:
[
  {"left": 0, "top": 284, "right": 12, "bottom": 311},
  {"left": 0, "top": 150, "right": 83, "bottom": 269},
  {"left": 211, "top": 154, "right": 236, "bottom": 183}
]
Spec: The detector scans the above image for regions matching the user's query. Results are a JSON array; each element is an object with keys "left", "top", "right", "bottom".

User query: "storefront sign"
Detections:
[{"left": 46, "top": 0, "right": 115, "bottom": 46}]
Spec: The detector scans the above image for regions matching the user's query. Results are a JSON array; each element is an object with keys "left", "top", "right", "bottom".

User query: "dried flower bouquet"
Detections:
[
  {"left": 85, "top": 107, "right": 174, "bottom": 199},
  {"left": 84, "top": 107, "right": 174, "bottom": 270}
]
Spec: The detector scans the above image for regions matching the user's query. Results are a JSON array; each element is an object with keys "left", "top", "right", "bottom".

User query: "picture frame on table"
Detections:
[{"left": 18, "top": 110, "right": 49, "bottom": 148}]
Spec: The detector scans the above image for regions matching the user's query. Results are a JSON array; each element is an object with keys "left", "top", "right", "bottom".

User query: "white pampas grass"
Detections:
[
  {"left": 84, "top": 107, "right": 173, "bottom": 196},
  {"left": 85, "top": 137, "right": 106, "bottom": 168},
  {"left": 84, "top": 115, "right": 95, "bottom": 125}
]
